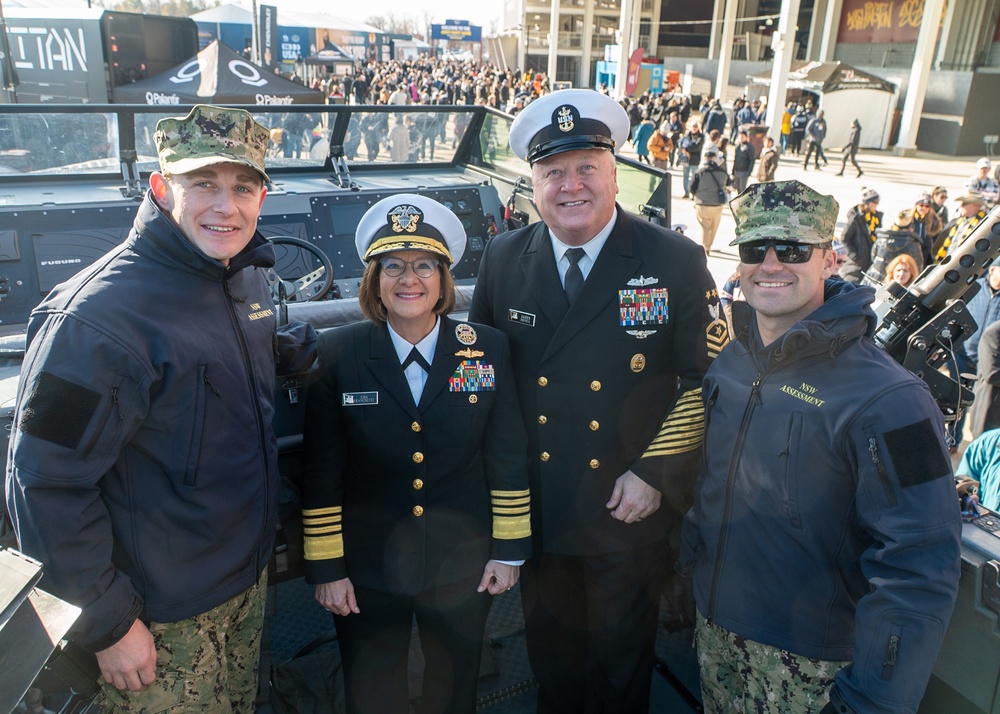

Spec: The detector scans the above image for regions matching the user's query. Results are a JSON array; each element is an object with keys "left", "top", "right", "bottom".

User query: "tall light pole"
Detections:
[
  {"left": 765, "top": 0, "right": 801, "bottom": 145},
  {"left": 251, "top": 0, "right": 261, "bottom": 66}
]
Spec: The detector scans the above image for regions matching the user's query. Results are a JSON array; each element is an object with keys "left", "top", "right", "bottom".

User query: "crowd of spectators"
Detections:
[{"left": 283, "top": 56, "right": 552, "bottom": 114}]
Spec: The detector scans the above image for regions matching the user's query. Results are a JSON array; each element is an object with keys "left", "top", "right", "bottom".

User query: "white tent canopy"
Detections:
[{"left": 750, "top": 61, "right": 898, "bottom": 150}]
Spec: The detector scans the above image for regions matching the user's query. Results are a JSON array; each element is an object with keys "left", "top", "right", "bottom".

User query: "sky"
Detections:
[{"left": 276, "top": 0, "right": 506, "bottom": 33}]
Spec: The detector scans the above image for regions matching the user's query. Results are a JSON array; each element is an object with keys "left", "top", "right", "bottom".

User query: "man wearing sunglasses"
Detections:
[{"left": 678, "top": 180, "right": 961, "bottom": 714}]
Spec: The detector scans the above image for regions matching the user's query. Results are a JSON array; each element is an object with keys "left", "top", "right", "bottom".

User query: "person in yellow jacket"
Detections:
[{"left": 780, "top": 101, "right": 794, "bottom": 152}]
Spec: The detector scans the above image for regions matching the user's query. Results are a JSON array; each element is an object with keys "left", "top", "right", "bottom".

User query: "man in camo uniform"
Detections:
[
  {"left": 678, "top": 180, "right": 961, "bottom": 714},
  {"left": 6, "top": 105, "right": 315, "bottom": 712}
]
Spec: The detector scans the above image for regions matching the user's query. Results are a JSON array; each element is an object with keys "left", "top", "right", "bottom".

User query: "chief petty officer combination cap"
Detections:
[
  {"left": 729, "top": 180, "right": 839, "bottom": 246},
  {"left": 154, "top": 104, "right": 271, "bottom": 183},
  {"left": 355, "top": 193, "right": 467, "bottom": 267},
  {"left": 508, "top": 89, "right": 630, "bottom": 165}
]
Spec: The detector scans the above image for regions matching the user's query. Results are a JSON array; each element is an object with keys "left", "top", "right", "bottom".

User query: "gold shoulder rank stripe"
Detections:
[
  {"left": 491, "top": 489, "right": 531, "bottom": 540},
  {"left": 303, "top": 506, "right": 344, "bottom": 560}
]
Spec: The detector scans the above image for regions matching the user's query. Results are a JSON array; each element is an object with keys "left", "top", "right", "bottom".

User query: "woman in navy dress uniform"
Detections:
[{"left": 300, "top": 194, "right": 532, "bottom": 714}]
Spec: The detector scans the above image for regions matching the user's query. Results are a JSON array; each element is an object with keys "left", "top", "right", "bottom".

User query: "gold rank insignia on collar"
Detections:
[{"left": 455, "top": 348, "right": 485, "bottom": 358}]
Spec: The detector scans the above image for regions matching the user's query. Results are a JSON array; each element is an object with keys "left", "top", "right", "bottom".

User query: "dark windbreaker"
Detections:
[
  {"left": 7, "top": 193, "right": 315, "bottom": 651},
  {"left": 682, "top": 280, "right": 961, "bottom": 713}
]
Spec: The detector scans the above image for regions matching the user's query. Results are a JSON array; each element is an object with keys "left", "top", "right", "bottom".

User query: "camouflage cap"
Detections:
[
  {"left": 155, "top": 104, "right": 270, "bottom": 182},
  {"left": 728, "top": 180, "right": 839, "bottom": 246}
]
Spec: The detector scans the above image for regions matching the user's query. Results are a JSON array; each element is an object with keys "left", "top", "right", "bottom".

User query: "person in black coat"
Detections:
[
  {"left": 470, "top": 89, "right": 724, "bottom": 714},
  {"left": 836, "top": 118, "right": 863, "bottom": 177},
  {"left": 302, "top": 194, "right": 532, "bottom": 714},
  {"left": 838, "top": 187, "right": 882, "bottom": 283},
  {"left": 789, "top": 105, "right": 809, "bottom": 155},
  {"left": 731, "top": 129, "right": 756, "bottom": 193}
]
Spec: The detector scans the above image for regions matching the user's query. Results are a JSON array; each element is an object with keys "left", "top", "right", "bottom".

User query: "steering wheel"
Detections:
[{"left": 264, "top": 236, "right": 335, "bottom": 302}]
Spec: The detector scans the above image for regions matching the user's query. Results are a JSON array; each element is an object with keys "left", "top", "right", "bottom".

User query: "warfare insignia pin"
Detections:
[
  {"left": 455, "top": 348, "right": 485, "bottom": 358},
  {"left": 627, "top": 276, "right": 660, "bottom": 287},
  {"left": 630, "top": 354, "right": 646, "bottom": 373},
  {"left": 626, "top": 330, "right": 657, "bottom": 339},
  {"left": 388, "top": 205, "right": 422, "bottom": 234},
  {"left": 455, "top": 323, "right": 478, "bottom": 345}
]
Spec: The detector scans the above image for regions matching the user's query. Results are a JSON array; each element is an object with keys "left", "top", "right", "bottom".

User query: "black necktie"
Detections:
[
  {"left": 564, "top": 248, "right": 585, "bottom": 304},
  {"left": 401, "top": 347, "right": 431, "bottom": 372}
]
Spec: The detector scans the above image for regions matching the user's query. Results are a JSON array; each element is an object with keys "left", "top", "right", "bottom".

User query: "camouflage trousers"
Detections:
[
  {"left": 695, "top": 612, "right": 850, "bottom": 714},
  {"left": 99, "top": 570, "right": 267, "bottom": 714}
]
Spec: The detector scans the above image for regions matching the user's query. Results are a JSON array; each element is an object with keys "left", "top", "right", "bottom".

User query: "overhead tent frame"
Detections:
[
  {"left": 303, "top": 42, "right": 358, "bottom": 75},
  {"left": 111, "top": 40, "right": 324, "bottom": 105},
  {"left": 749, "top": 61, "right": 898, "bottom": 150}
]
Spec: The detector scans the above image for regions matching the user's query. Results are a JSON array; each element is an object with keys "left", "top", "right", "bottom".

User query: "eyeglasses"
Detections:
[
  {"left": 379, "top": 257, "right": 441, "bottom": 278},
  {"left": 738, "top": 240, "right": 817, "bottom": 265}
]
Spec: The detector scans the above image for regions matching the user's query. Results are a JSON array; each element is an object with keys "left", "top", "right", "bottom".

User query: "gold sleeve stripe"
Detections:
[
  {"left": 303, "top": 506, "right": 342, "bottom": 516},
  {"left": 648, "top": 418, "right": 704, "bottom": 440},
  {"left": 492, "top": 496, "right": 531, "bottom": 507},
  {"left": 493, "top": 513, "right": 531, "bottom": 540},
  {"left": 303, "top": 504, "right": 345, "bottom": 559},
  {"left": 641, "top": 388, "right": 705, "bottom": 458},
  {"left": 649, "top": 426, "right": 705, "bottom": 444},
  {"left": 303, "top": 521, "right": 341, "bottom": 531},
  {"left": 304, "top": 534, "right": 344, "bottom": 560},
  {"left": 491, "top": 490, "right": 531, "bottom": 540},
  {"left": 302, "top": 523, "right": 342, "bottom": 535},
  {"left": 491, "top": 489, "right": 530, "bottom": 499},
  {"left": 646, "top": 432, "right": 705, "bottom": 453}
]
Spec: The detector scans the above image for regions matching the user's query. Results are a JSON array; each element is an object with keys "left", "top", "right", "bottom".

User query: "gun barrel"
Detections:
[{"left": 910, "top": 205, "right": 1000, "bottom": 310}]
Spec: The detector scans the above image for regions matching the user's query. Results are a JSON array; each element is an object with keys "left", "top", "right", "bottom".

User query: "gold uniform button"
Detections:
[
  {"left": 412, "top": 452, "right": 424, "bottom": 464},
  {"left": 412, "top": 479, "right": 424, "bottom": 490},
  {"left": 589, "top": 459, "right": 601, "bottom": 469},
  {"left": 413, "top": 505, "right": 424, "bottom": 517},
  {"left": 411, "top": 421, "right": 421, "bottom": 432},
  {"left": 589, "top": 420, "right": 600, "bottom": 431},
  {"left": 469, "top": 394, "right": 478, "bottom": 404},
  {"left": 538, "top": 415, "right": 548, "bottom": 424},
  {"left": 590, "top": 380, "right": 602, "bottom": 391},
  {"left": 540, "top": 452, "right": 550, "bottom": 462},
  {"left": 538, "top": 376, "right": 548, "bottom": 387}
]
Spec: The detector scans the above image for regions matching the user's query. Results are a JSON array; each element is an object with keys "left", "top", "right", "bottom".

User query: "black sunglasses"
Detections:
[{"left": 738, "top": 240, "right": 816, "bottom": 265}]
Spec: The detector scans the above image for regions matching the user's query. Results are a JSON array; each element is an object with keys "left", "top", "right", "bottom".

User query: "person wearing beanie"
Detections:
[{"left": 838, "top": 186, "right": 882, "bottom": 283}]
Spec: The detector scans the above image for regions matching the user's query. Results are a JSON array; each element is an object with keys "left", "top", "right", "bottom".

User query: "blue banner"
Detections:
[{"left": 431, "top": 20, "right": 481, "bottom": 42}]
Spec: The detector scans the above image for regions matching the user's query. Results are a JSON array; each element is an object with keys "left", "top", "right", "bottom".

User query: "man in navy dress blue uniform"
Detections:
[{"left": 470, "top": 89, "right": 726, "bottom": 713}]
